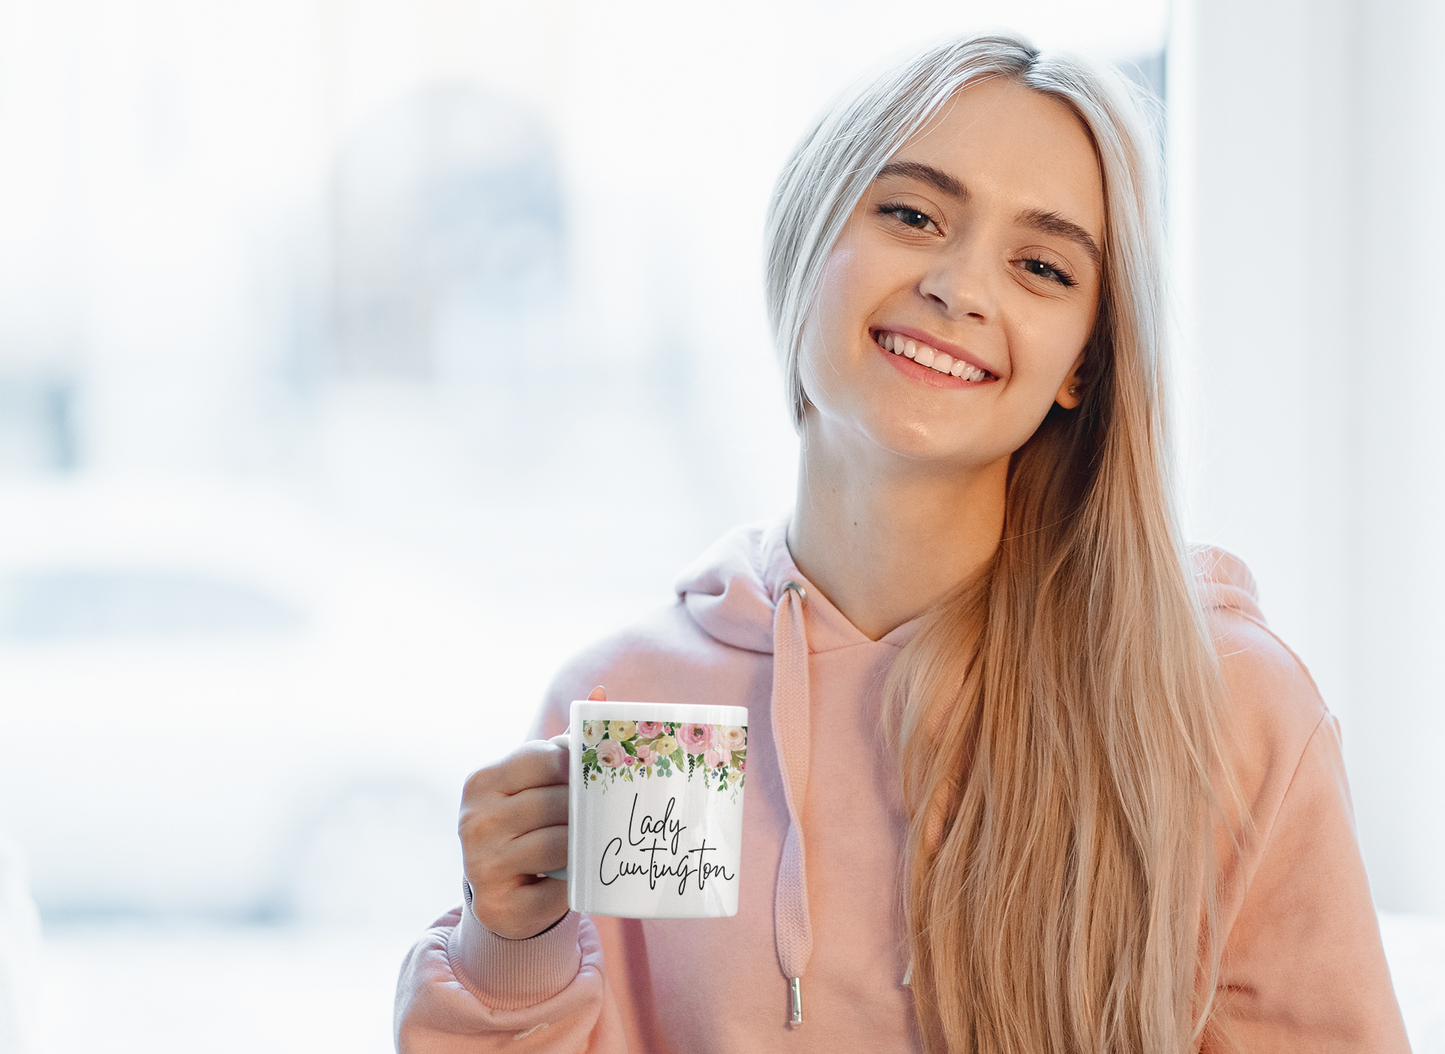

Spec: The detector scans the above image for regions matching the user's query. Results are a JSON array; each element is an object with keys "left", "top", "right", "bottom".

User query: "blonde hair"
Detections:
[{"left": 764, "top": 35, "right": 1237, "bottom": 1053}]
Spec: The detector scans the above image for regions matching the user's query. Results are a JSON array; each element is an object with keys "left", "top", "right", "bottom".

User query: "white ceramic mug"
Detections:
[{"left": 547, "top": 700, "right": 748, "bottom": 918}]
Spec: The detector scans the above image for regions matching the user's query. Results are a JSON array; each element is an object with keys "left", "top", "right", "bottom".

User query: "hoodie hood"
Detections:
[
  {"left": 675, "top": 517, "right": 915, "bottom": 655},
  {"left": 672, "top": 520, "right": 785, "bottom": 654},
  {"left": 1193, "top": 544, "right": 1267, "bottom": 623},
  {"left": 671, "top": 522, "right": 1257, "bottom": 648}
]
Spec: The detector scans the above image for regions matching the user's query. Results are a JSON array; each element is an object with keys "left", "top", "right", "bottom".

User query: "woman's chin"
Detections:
[{"left": 807, "top": 416, "right": 1010, "bottom": 479}]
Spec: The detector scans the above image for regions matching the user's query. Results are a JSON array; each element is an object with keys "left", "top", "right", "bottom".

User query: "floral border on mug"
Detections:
[{"left": 580, "top": 720, "right": 747, "bottom": 802}]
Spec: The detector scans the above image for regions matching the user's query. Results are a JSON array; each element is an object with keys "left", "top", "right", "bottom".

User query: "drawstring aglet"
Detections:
[{"left": 789, "top": 977, "right": 803, "bottom": 1026}]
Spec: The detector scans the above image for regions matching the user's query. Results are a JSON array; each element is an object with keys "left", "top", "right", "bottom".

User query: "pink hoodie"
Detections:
[{"left": 395, "top": 519, "right": 1409, "bottom": 1052}]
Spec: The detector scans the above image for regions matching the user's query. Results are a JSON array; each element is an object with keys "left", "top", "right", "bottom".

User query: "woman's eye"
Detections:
[
  {"left": 878, "top": 204, "right": 939, "bottom": 233},
  {"left": 1021, "top": 257, "right": 1076, "bottom": 288}
]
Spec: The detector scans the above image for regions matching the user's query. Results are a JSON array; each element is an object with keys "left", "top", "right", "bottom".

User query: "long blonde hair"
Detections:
[{"left": 764, "top": 35, "right": 1236, "bottom": 1053}]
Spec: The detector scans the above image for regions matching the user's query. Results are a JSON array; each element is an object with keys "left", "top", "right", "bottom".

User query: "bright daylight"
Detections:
[{"left": 0, "top": 0, "right": 1441, "bottom": 1051}]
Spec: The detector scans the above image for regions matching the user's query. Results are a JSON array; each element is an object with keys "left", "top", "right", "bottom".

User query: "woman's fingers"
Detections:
[
  {"left": 469, "top": 821, "right": 568, "bottom": 887},
  {"left": 459, "top": 738, "right": 575, "bottom": 938},
  {"left": 504, "top": 822, "right": 569, "bottom": 876},
  {"left": 457, "top": 696, "right": 606, "bottom": 939},
  {"left": 466, "top": 822, "right": 569, "bottom": 938},
  {"left": 470, "top": 879, "right": 567, "bottom": 939},
  {"left": 501, "top": 881, "right": 569, "bottom": 939},
  {"left": 464, "top": 740, "right": 567, "bottom": 800},
  {"left": 496, "top": 782, "right": 568, "bottom": 834},
  {"left": 460, "top": 757, "right": 566, "bottom": 854}
]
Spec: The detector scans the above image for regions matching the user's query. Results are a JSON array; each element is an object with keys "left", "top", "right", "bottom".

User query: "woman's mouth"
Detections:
[{"left": 873, "top": 330, "right": 993, "bottom": 381}]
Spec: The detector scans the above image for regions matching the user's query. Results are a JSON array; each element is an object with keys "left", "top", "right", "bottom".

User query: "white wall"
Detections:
[{"left": 1169, "top": 0, "right": 1445, "bottom": 912}]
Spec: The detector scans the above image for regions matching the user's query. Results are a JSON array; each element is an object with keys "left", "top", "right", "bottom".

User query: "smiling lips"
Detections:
[{"left": 875, "top": 330, "right": 993, "bottom": 382}]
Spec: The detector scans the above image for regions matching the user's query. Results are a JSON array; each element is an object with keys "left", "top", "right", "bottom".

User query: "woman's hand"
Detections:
[{"left": 458, "top": 687, "right": 603, "bottom": 939}]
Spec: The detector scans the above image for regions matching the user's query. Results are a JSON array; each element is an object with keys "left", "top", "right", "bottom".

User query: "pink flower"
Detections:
[
  {"left": 704, "top": 746, "right": 729, "bottom": 769},
  {"left": 678, "top": 722, "right": 712, "bottom": 755},
  {"left": 635, "top": 742, "right": 655, "bottom": 765},
  {"left": 636, "top": 721, "right": 666, "bottom": 738},
  {"left": 596, "top": 739, "right": 629, "bottom": 768}
]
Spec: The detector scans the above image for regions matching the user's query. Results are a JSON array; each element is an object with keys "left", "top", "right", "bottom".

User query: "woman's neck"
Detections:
[{"left": 786, "top": 430, "right": 1007, "bottom": 641}]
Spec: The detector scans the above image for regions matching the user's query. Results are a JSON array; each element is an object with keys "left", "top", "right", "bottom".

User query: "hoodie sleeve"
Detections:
[
  {"left": 1203, "top": 714, "right": 1410, "bottom": 1052},
  {"left": 394, "top": 651, "right": 662, "bottom": 1053},
  {"left": 1194, "top": 551, "right": 1410, "bottom": 1051},
  {"left": 394, "top": 904, "right": 633, "bottom": 1054}
]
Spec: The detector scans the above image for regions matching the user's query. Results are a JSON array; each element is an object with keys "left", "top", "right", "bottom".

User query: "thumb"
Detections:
[{"left": 587, "top": 685, "right": 607, "bottom": 701}]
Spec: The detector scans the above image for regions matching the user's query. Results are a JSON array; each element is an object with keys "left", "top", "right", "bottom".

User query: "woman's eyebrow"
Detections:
[
  {"left": 1016, "top": 208, "right": 1102, "bottom": 267},
  {"left": 875, "top": 160, "right": 967, "bottom": 200},
  {"left": 875, "top": 163, "right": 1102, "bottom": 268}
]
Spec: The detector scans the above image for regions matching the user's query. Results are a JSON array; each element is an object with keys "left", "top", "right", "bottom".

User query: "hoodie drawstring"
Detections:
[{"left": 771, "top": 580, "right": 813, "bottom": 1027}]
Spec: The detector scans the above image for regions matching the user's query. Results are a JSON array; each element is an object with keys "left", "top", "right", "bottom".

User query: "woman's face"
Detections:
[{"left": 798, "top": 77, "right": 1105, "bottom": 473}]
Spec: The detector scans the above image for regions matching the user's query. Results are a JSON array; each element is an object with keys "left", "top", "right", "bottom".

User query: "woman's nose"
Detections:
[{"left": 917, "top": 239, "right": 995, "bottom": 321}]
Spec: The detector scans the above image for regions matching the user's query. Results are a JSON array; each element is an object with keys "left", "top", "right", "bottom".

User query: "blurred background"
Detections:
[{"left": 0, "top": 0, "right": 1439, "bottom": 1050}]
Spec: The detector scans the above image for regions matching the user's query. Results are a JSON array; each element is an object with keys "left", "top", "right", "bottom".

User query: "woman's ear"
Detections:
[{"left": 1054, "top": 351, "right": 1087, "bottom": 410}]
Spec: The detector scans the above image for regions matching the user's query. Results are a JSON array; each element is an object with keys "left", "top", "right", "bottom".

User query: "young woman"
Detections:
[{"left": 396, "top": 34, "right": 1408, "bottom": 1053}]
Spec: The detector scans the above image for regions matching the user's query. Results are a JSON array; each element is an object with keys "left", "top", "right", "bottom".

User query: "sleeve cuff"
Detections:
[{"left": 449, "top": 900, "right": 583, "bottom": 1012}]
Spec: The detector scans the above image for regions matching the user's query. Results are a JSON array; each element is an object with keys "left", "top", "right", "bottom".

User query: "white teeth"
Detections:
[{"left": 879, "top": 330, "right": 989, "bottom": 380}]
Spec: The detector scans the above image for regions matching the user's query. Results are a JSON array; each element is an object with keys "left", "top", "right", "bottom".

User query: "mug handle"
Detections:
[{"left": 542, "top": 730, "right": 570, "bottom": 881}]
